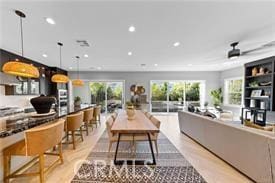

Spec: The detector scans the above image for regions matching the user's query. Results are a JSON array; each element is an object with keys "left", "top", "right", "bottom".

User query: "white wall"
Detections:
[{"left": 69, "top": 71, "right": 221, "bottom": 107}]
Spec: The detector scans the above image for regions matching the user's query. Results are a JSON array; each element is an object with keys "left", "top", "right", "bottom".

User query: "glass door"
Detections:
[
  {"left": 185, "top": 82, "right": 201, "bottom": 107},
  {"left": 151, "top": 81, "right": 168, "bottom": 112},
  {"left": 90, "top": 82, "right": 107, "bottom": 113},
  {"left": 168, "top": 81, "right": 185, "bottom": 112},
  {"left": 107, "top": 82, "right": 123, "bottom": 113}
]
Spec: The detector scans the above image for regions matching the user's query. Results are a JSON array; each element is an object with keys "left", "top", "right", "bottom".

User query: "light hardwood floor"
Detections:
[{"left": 10, "top": 114, "right": 252, "bottom": 183}]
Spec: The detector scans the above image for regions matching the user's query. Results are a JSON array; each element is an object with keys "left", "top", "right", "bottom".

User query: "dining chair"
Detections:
[
  {"left": 65, "top": 112, "right": 84, "bottom": 149},
  {"left": 91, "top": 106, "right": 101, "bottom": 127},
  {"left": 83, "top": 108, "right": 94, "bottom": 135},
  {"left": 134, "top": 115, "right": 161, "bottom": 155},
  {"left": 145, "top": 112, "right": 153, "bottom": 119},
  {"left": 105, "top": 117, "right": 134, "bottom": 153},
  {"left": 3, "top": 119, "right": 65, "bottom": 183}
]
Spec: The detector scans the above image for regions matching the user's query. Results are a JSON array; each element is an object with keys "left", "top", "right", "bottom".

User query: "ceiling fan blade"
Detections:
[{"left": 241, "top": 41, "right": 275, "bottom": 55}]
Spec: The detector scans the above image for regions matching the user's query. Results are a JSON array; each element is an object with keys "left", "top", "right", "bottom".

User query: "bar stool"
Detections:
[
  {"left": 83, "top": 108, "right": 94, "bottom": 135},
  {"left": 65, "top": 112, "right": 84, "bottom": 149},
  {"left": 91, "top": 106, "right": 101, "bottom": 127},
  {"left": 3, "top": 119, "right": 65, "bottom": 183}
]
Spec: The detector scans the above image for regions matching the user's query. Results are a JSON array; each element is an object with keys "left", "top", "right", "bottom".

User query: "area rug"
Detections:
[{"left": 71, "top": 131, "right": 206, "bottom": 183}]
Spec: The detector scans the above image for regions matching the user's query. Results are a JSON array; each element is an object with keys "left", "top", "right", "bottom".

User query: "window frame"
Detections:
[{"left": 223, "top": 77, "right": 244, "bottom": 107}]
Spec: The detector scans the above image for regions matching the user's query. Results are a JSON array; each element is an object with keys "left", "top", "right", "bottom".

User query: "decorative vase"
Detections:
[
  {"left": 30, "top": 95, "right": 56, "bottom": 114},
  {"left": 252, "top": 67, "right": 258, "bottom": 76},
  {"left": 126, "top": 107, "right": 135, "bottom": 120},
  {"left": 74, "top": 100, "right": 81, "bottom": 107}
]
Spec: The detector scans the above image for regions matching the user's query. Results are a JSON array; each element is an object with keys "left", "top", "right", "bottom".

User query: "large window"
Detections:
[
  {"left": 150, "top": 80, "right": 204, "bottom": 113},
  {"left": 90, "top": 81, "right": 124, "bottom": 113},
  {"left": 224, "top": 78, "right": 243, "bottom": 106}
]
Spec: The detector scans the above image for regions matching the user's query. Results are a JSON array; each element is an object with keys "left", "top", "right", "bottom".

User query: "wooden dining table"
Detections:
[{"left": 111, "top": 110, "right": 159, "bottom": 165}]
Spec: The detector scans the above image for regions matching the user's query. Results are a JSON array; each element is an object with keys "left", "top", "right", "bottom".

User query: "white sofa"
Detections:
[{"left": 178, "top": 111, "right": 275, "bottom": 183}]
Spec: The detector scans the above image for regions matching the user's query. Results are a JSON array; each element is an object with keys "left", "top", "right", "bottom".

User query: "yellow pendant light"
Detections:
[
  {"left": 2, "top": 10, "right": 39, "bottom": 78},
  {"left": 72, "top": 56, "right": 84, "bottom": 86},
  {"left": 51, "top": 42, "right": 69, "bottom": 83}
]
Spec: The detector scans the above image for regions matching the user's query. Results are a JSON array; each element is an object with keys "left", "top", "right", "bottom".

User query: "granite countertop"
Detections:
[{"left": 0, "top": 104, "right": 96, "bottom": 138}]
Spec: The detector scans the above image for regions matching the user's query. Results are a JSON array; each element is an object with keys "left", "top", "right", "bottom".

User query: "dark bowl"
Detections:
[{"left": 30, "top": 95, "right": 56, "bottom": 114}]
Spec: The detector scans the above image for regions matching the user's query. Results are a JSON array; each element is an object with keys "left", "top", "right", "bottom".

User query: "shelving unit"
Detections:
[{"left": 244, "top": 56, "right": 275, "bottom": 112}]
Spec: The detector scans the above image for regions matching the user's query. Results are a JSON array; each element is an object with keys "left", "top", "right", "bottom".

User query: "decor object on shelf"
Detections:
[
  {"left": 260, "top": 101, "right": 266, "bottom": 109},
  {"left": 251, "top": 89, "right": 262, "bottom": 97},
  {"left": 2, "top": 10, "right": 39, "bottom": 78},
  {"left": 250, "top": 99, "right": 256, "bottom": 108},
  {"left": 74, "top": 96, "right": 81, "bottom": 107},
  {"left": 259, "top": 67, "right": 265, "bottom": 75},
  {"left": 259, "top": 81, "right": 272, "bottom": 86},
  {"left": 249, "top": 81, "right": 259, "bottom": 87},
  {"left": 30, "top": 94, "right": 56, "bottom": 114},
  {"left": 72, "top": 56, "right": 84, "bottom": 86},
  {"left": 51, "top": 42, "right": 69, "bottom": 83},
  {"left": 204, "top": 101, "right": 209, "bottom": 109},
  {"left": 252, "top": 67, "right": 258, "bottom": 76},
  {"left": 210, "top": 88, "right": 223, "bottom": 107}
]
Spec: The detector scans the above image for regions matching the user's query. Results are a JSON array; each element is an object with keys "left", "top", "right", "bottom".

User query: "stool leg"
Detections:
[
  {"left": 3, "top": 155, "right": 11, "bottom": 183},
  {"left": 58, "top": 142, "right": 64, "bottom": 164},
  {"left": 72, "top": 131, "right": 76, "bottom": 150},
  {"left": 39, "top": 154, "right": 45, "bottom": 183},
  {"left": 80, "top": 126, "right": 84, "bottom": 142},
  {"left": 85, "top": 122, "right": 89, "bottom": 136}
]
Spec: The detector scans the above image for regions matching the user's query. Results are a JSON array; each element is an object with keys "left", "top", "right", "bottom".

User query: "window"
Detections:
[
  {"left": 150, "top": 80, "right": 205, "bottom": 112},
  {"left": 224, "top": 78, "right": 243, "bottom": 106}
]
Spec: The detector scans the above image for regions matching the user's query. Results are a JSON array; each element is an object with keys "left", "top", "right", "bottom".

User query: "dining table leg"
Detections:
[
  {"left": 147, "top": 133, "right": 156, "bottom": 165},
  {"left": 114, "top": 133, "right": 121, "bottom": 165},
  {"left": 113, "top": 132, "right": 156, "bottom": 166}
]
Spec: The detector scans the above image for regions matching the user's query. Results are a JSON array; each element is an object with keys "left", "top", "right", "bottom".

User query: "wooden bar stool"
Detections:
[
  {"left": 83, "top": 108, "right": 94, "bottom": 135},
  {"left": 3, "top": 119, "right": 65, "bottom": 183},
  {"left": 91, "top": 106, "right": 101, "bottom": 127},
  {"left": 65, "top": 112, "right": 84, "bottom": 149}
]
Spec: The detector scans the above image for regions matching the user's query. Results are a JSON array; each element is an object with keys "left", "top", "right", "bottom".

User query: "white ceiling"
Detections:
[{"left": 0, "top": 0, "right": 275, "bottom": 72}]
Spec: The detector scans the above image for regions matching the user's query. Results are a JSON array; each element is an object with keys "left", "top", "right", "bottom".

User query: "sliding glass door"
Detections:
[
  {"left": 150, "top": 80, "right": 204, "bottom": 113},
  {"left": 151, "top": 81, "right": 168, "bottom": 112},
  {"left": 90, "top": 81, "right": 124, "bottom": 113}
]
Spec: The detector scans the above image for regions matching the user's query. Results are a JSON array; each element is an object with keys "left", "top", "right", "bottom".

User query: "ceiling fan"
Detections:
[{"left": 228, "top": 41, "right": 275, "bottom": 59}]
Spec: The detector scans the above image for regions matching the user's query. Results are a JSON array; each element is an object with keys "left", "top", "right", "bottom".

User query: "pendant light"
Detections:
[
  {"left": 2, "top": 10, "right": 39, "bottom": 78},
  {"left": 51, "top": 42, "right": 69, "bottom": 83},
  {"left": 72, "top": 56, "right": 84, "bottom": 86}
]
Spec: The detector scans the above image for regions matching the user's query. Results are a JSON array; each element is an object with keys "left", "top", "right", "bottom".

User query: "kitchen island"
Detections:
[{"left": 0, "top": 104, "right": 95, "bottom": 181}]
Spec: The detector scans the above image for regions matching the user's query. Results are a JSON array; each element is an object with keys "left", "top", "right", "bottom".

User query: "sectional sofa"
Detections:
[{"left": 178, "top": 111, "right": 275, "bottom": 183}]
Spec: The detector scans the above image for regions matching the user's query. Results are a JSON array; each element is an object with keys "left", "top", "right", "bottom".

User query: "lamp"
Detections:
[
  {"left": 72, "top": 56, "right": 84, "bottom": 86},
  {"left": 51, "top": 42, "right": 69, "bottom": 83},
  {"left": 2, "top": 10, "right": 39, "bottom": 78}
]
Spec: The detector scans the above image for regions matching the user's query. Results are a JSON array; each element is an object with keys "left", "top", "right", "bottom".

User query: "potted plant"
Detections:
[
  {"left": 74, "top": 96, "right": 81, "bottom": 107},
  {"left": 126, "top": 101, "right": 135, "bottom": 120},
  {"left": 210, "top": 88, "right": 223, "bottom": 108}
]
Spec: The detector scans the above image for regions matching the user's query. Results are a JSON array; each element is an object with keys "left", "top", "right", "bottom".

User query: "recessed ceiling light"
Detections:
[
  {"left": 42, "top": 54, "right": 47, "bottom": 58},
  {"left": 84, "top": 54, "right": 88, "bottom": 58},
  {"left": 154, "top": 64, "right": 158, "bottom": 66},
  {"left": 173, "top": 42, "right": 180, "bottom": 47},
  {"left": 188, "top": 64, "right": 193, "bottom": 66},
  {"left": 128, "top": 26, "right": 135, "bottom": 32},
  {"left": 69, "top": 67, "right": 73, "bottom": 70},
  {"left": 45, "top": 17, "right": 55, "bottom": 25},
  {"left": 128, "top": 52, "right": 132, "bottom": 56},
  {"left": 97, "top": 67, "right": 102, "bottom": 70}
]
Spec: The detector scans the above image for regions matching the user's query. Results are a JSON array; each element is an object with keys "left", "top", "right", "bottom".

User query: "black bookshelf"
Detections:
[{"left": 244, "top": 56, "right": 275, "bottom": 111}]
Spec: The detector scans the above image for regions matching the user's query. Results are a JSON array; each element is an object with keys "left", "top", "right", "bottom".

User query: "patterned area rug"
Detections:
[{"left": 72, "top": 131, "right": 206, "bottom": 183}]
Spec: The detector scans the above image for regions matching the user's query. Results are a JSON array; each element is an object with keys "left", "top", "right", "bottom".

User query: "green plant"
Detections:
[
  {"left": 210, "top": 88, "right": 223, "bottom": 107},
  {"left": 74, "top": 96, "right": 81, "bottom": 102}
]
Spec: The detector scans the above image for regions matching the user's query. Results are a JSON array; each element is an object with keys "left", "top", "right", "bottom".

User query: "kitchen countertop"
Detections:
[{"left": 0, "top": 104, "right": 96, "bottom": 138}]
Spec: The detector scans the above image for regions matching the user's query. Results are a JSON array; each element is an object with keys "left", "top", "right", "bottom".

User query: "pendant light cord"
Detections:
[
  {"left": 59, "top": 44, "right": 62, "bottom": 68},
  {"left": 76, "top": 56, "right": 80, "bottom": 79},
  {"left": 20, "top": 16, "right": 24, "bottom": 57}
]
